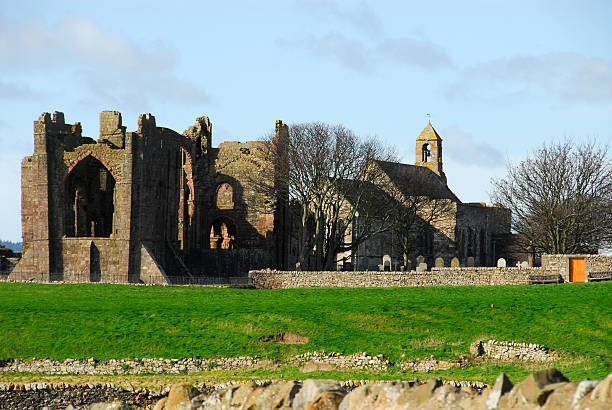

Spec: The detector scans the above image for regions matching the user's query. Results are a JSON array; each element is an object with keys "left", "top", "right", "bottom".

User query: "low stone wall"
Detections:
[
  {"left": 543, "top": 254, "right": 612, "bottom": 282},
  {"left": 470, "top": 340, "right": 558, "bottom": 362},
  {"left": 249, "top": 267, "right": 548, "bottom": 289}
]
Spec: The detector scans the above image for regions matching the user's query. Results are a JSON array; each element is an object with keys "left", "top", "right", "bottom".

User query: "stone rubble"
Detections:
[{"left": 0, "top": 340, "right": 559, "bottom": 376}]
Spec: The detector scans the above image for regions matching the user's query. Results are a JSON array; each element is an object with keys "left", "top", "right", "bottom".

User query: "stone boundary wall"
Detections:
[
  {"left": 248, "top": 267, "right": 549, "bottom": 289},
  {"left": 542, "top": 254, "right": 612, "bottom": 282},
  {"left": 470, "top": 340, "right": 558, "bottom": 362}
]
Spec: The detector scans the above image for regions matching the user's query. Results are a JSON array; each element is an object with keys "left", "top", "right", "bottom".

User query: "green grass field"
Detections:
[{"left": 0, "top": 282, "right": 610, "bottom": 384}]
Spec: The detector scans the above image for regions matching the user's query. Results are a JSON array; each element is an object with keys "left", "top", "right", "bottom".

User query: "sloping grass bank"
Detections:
[{"left": 0, "top": 282, "right": 609, "bottom": 383}]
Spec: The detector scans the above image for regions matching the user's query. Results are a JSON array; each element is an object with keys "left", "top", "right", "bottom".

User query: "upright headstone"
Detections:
[
  {"left": 467, "top": 256, "right": 475, "bottom": 267},
  {"left": 497, "top": 258, "right": 506, "bottom": 268},
  {"left": 434, "top": 257, "right": 445, "bottom": 268},
  {"left": 450, "top": 257, "right": 460, "bottom": 267},
  {"left": 382, "top": 254, "right": 391, "bottom": 271},
  {"left": 416, "top": 255, "right": 425, "bottom": 265},
  {"left": 520, "top": 261, "right": 529, "bottom": 268},
  {"left": 416, "top": 262, "right": 427, "bottom": 272}
]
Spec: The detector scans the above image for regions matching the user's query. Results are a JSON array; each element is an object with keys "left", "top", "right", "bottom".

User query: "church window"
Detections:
[{"left": 216, "top": 182, "right": 234, "bottom": 209}]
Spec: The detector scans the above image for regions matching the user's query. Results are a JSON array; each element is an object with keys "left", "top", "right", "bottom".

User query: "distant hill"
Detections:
[{"left": 0, "top": 240, "right": 22, "bottom": 253}]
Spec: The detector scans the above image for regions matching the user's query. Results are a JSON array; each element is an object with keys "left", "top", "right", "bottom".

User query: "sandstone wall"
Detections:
[
  {"left": 248, "top": 267, "right": 546, "bottom": 289},
  {"left": 542, "top": 254, "right": 612, "bottom": 282}
]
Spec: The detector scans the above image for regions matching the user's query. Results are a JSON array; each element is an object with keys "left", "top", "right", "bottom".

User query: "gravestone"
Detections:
[
  {"left": 434, "top": 257, "right": 445, "bottom": 268},
  {"left": 382, "top": 254, "right": 391, "bottom": 271},
  {"left": 450, "top": 257, "right": 460, "bottom": 267},
  {"left": 497, "top": 258, "right": 506, "bottom": 267},
  {"left": 467, "top": 256, "right": 475, "bottom": 267},
  {"left": 520, "top": 261, "right": 529, "bottom": 268},
  {"left": 405, "top": 259, "right": 412, "bottom": 271},
  {"left": 416, "top": 255, "right": 425, "bottom": 265},
  {"left": 416, "top": 262, "right": 428, "bottom": 272}
]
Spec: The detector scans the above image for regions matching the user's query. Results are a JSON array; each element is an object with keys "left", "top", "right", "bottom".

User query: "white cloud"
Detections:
[
  {"left": 0, "top": 80, "right": 44, "bottom": 100},
  {"left": 376, "top": 37, "right": 451, "bottom": 69},
  {"left": 442, "top": 126, "right": 504, "bottom": 168},
  {"left": 297, "top": 0, "right": 383, "bottom": 36},
  {"left": 307, "top": 33, "right": 373, "bottom": 73},
  {"left": 0, "top": 15, "right": 208, "bottom": 107},
  {"left": 290, "top": 1, "right": 451, "bottom": 73},
  {"left": 446, "top": 53, "right": 612, "bottom": 103}
]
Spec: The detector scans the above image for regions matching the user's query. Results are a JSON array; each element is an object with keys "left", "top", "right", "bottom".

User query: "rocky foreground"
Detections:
[{"left": 0, "top": 369, "right": 610, "bottom": 409}]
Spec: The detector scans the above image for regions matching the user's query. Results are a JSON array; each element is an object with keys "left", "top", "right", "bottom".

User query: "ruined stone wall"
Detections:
[
  {"left": 249, "top": 267, "right": 545, "bottom": 289},
  {"left": 213, "top": 141, "right": 276, "bottom": 247}
]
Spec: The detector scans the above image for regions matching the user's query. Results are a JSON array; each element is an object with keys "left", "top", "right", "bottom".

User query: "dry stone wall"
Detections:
[
  {"left": 249, "top": 267, "right": 547, "bottom": 289},
  {"left": 470, "top": 340, "right": 558, "bottom": 362}
]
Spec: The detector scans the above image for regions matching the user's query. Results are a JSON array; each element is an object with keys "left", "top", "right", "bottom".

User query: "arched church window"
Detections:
[
  {"left": 216, "top": 182, "right": 234, "bottom": 209},
  {"left": 64, "top": 156, "right": 115, "bottom": 238}
]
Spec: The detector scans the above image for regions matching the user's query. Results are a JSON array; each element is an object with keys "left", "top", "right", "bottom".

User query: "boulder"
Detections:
[
  {"left": 582, "top": 374, "right": 612, "bottom": 408},
  {"left": 339, "top": 381, "right": 409, "bottom": 409},
  {"left": 308, "top": 390, "right": 346, "bottom": 409},
  {"left": 164, "top": 383, "right": 200, "bottom": 409},
  {"left": 500, "top": 368, "right": 568, "bottom": 408},
  {"left": 293, "top": 379, "right": 345, "bottom": 410},
  {"left": 485, "top": 372, "right": 513, "bottom": 409},
  {"left": 399, "top": 378, "right": 443, "bottom": 407},
  {"left": 224, "top": 381, "right": 259, "bottom": 408},
  {"left": 242, "top": 380, "right": 301, "bottom": 409}
]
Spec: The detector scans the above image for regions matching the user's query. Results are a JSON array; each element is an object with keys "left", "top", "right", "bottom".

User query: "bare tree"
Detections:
[
  {"left": 375, "top": 161, "right": 456, "bottom": 267},
  {"left": 490, "top": 140, "right": 612, "bottom": 254},
  {"left": 261, "top": 122, "right": 396, "bottom": 270}
]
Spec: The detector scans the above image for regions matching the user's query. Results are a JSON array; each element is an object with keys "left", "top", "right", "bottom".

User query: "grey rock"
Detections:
[
  {"left": 293, "top": 379, "right": 344, "bottom": 410},
  {"left": 485, "top": 372, "right": 513, "bottom": 409}
]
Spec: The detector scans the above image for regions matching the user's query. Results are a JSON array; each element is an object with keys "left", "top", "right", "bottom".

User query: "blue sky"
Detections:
[{"left": 1, "top": 0, "right": 611, "bottom": 241}]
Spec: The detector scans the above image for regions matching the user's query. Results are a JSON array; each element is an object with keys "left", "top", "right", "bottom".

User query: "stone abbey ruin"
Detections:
[{"left": 3, "top": 110, "right": 610, "bottom": 284}]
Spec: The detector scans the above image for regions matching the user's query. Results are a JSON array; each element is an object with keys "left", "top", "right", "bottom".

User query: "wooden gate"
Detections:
[{"left": 569, "top": 258, "right": 585, "bottom": 282}]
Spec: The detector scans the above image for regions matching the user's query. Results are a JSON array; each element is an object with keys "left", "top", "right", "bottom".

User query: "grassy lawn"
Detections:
[{"left": 0, "top": 282, "right": 609, "bottom": 384}]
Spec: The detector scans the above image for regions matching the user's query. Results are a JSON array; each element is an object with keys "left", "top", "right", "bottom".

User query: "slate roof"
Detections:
[{"left": 375, "top": 160, "right": 460, "bottom": 202}]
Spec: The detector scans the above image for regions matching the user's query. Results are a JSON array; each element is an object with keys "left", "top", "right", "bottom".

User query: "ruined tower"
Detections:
[{"left": 415, "top": 121, "right": 446, "bottom": 183}]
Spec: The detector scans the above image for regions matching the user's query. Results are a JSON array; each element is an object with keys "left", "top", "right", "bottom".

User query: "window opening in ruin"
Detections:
[
  {"left": 64, "top": 156, "right": 115, "bottom": 237},
  {"left": 216, "top": 182, "right": 234, "bottom": 209},
  {"left": 209, "top": 217, "right": 236, "bottom": 249},
  {"left": 178, "top": 148, "right": 195, "bottom": 251},
  {"left": 422, "top": 144, "right": 431, "bottom": 162}
]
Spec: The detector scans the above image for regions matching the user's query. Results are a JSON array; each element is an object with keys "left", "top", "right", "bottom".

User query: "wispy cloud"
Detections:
[
  {"left": 446, "top": 53, "right": 612, "bottom": 103},
  {"left": 297, "top": 0, "right": 383, "bottom": 36},
  {"left": 442, "top": 127, "right": 504, "bottom": 167},
  {"left": 376, "top": 37, "right": 452, "bottom": 69},
  {"left": 0, "top": 16, "right": 209, "bottom": 107},
  {"left": 307, "top": 33, "right": 373, "bottom": 73},
  {"left": 290, "top": 1, "right": 451, "bottom": 73},
  {"left": 0, "top": 80, "right": 44, "bottom": 100}
]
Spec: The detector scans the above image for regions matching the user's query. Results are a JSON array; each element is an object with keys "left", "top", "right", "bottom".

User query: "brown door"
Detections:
[{"left": 569, "top": 258, "right": 585, "bottom": 282}]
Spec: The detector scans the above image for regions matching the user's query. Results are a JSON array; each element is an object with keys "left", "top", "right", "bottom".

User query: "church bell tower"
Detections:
[{"left": 415, "top": 121, "right": 446, "bottom": 184}]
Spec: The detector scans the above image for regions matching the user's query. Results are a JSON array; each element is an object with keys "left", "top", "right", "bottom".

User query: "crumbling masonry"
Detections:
[
  {"left": 10, "top": 111, "right": 288, "bottom": 283},
  {"left": 7, "top": 112, "right": 516, "bottom": 283}
]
